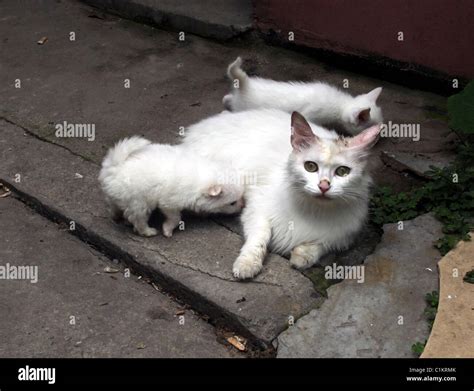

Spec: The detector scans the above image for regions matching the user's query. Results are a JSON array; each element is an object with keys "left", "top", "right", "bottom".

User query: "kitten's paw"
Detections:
[
  {"left": 135, "top": 227, "right": 158, "bottom": 237},
  {"left": 232, "top": 254, "right": 263, "bottom": 280},
  {"left": 162, "top": 227, "right": 174, "bottom": 238},
  {"left": 290, "top": 246, "right": 319, "bottom": 270}
]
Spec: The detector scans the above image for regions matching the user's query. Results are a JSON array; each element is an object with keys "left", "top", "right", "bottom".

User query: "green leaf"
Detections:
[
  {"left": 448, "top": 81, "right": 474, "bottom": 135},
  {"left": 463, "top": 269, "right": 474, "bottom": 284}
]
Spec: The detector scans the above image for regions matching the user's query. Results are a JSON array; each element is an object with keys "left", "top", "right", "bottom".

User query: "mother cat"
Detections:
[{"left": 181, "top": 109, "right": 381, "bottom": 279}]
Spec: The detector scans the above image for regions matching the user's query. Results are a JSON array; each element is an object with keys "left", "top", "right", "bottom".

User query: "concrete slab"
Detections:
[
  {"left": 277, "top": 214, "right": 443, "bottom": 358},
  {"left": 0, "top": 0, "right": 455, "bottom": 351},
  {"left": 0, "top": 197, "right": 239, "bottom": 358},
  {"left": 379, "top": 119, "right": 457, "bottom": 177},
  {"left": 0, "top": 119, "right": 322, "bottom": 348},
  {"left": 381, "top": 151, "right": 454, "bottom": 178},
  {"left": 0, "top": 0, "right": 448, "bottom": 173},
  {"left": 82, "top": 0, "right": 253, "bottom": 40}
]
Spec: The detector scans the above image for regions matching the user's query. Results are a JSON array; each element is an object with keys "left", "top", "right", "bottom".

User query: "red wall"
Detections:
[{"left": 254, "top": 0, "right": 474, "bottom": 79}]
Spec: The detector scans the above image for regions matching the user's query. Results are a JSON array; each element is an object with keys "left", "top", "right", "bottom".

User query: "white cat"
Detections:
[
  {"left": 182, "top": 109, "right": 380, "bottom": 279},
  {"left": 99, "top": 136, "right": 244, "bottom": 237},
  {"left": 222, "top": 57, "right": 383, "bottom": 135}
]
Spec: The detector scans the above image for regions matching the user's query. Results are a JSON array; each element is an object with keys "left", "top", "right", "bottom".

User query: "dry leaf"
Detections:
[
  {"left": 175, "top": 309, "right": 185, "bottom": 316},
  {"left": 226, "top": 336, "right": 247, "bottom": 352},
  {"left": 37, "top": 36, "right": 48, "bottom": 45},
  {"left": 137, "top": 342, "right": 146, "bottom": 349},
  {"left": 103, "top": 266, "right": 120, "bottom": 273},
  {"left": 0, "top": 184, "right": 11, "bottom": 198}
]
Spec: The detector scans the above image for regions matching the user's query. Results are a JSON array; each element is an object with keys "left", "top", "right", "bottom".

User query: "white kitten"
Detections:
[
  {"left": 182, "top": 109, "right": 380, "bottom": 279},
  {"left": 222, "top": 57, "right": 383, "bottom": 135},
  {"left": 99, "top": 136, "right": 244, "bottom": 237}
]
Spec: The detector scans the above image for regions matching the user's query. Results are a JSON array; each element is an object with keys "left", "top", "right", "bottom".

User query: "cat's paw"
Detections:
[
  {"left": 233, "top": 254, "right": 263, "bottom": 280},
  {"left": 290, "top": 246, "right": 319, "bottom": 270},
  {"left": 138, "top": 227, "right": 158, "bottom": 237},
  {"left": 162, "top": 226, "right": 174, "bottom": 238}
]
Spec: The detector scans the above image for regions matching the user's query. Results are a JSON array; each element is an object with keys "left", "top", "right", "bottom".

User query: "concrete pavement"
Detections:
[
  {"left": 0, "top": 196, "right": 239, "bottom": 358},
  {"left": 0, "top": 0, "right": 455, "bottom": 356}
]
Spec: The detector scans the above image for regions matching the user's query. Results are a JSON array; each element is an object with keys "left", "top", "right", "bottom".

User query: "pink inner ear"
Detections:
[
  {"left": 348, "top": 124, "right": 381, "bottom": 149},
  {"left": 357, "top": 108, "right": 371, "bottom": 123},
  {"left": 290, "top": 111, "right": 317, "bottom": 151}
]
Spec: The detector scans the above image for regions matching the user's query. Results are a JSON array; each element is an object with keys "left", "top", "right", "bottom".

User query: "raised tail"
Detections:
[
  {"left": 101, "top": 136, "right": 151, "bottom": 170},
  {"left": 227, "top": 57, "right": 248, "bottom": 90}
]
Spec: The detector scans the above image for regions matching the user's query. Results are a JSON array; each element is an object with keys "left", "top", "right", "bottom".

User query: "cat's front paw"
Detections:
[
  {"left": 233, "top": 254, "right": 263, "bottom": 280},
  {"left": 290, "top": 246, "right": 320, "bottom": 270},
  {"left": 162, "top": 222, "right": 177, "bottom": 238}
]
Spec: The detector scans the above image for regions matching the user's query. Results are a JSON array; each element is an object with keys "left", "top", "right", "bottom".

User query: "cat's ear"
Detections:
[
  {"left": 347, "top": 124, "right": 381, "bottom": 150},
  {"left": 365, "top": 87, "right": 382, "bottom": 103},
  {"left": 207, "top": 185, "right": 222, "bottom": 197},
  {"left": 357, "top": 108, "right": 371, "bottom": 123},
  {"left": 291, "top": 111, "right": 317, "bottom": 151},
  {"left": 349, "top": 107, "right": 371, "bottom": 125}
]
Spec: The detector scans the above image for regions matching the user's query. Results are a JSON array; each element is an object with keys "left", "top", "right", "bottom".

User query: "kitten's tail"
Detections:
[
  {"left": 101, "top": 136, "right": 151, "bottom": 169},
  {"left": 227, "top": 57, "right": 248, "bottom": 90}
]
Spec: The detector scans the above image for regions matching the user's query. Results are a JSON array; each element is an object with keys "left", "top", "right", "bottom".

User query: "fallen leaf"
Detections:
[
  {"left": 0, "top": 184, "right": 11, "bottom": 198},
  {"left": 37, "top": 36, "right": 48, "bottom": 45},
  {"left": 175, "top": 309, "right": 185, "bottom": 316},
  {"left": 75, "top": 173, "right": 83, "bottom": 179},
  {"left": 103, "top": 266, "right": 120, "bottom": 273},
  {"left": 226, "top": 336, "right": 247, "bottom": 352},
  {"left": 137, "top": 342, "right": 146, "bottom": 349}
]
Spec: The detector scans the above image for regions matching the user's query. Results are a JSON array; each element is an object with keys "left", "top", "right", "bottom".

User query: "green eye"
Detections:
[
  {"left": 335, "top": 166, "right": 351, "bottom": 176},
  {"left": 304, "top": 161, "right": 318, "bottom": 172}
]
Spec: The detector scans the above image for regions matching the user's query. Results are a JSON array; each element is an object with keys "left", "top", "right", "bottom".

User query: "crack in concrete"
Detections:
[
  {"left": 124, "top": 232, "right": 283, "bottom": 287},
  {"left": 211, "top": 218, "right": 242, "bottom": 236},
  {"left": 0, "top": 116, "right": 99, "bottom": 166}
]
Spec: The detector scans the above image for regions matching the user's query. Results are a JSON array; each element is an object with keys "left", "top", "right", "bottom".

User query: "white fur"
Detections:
[
  {"left": 223, "top": 57, "right": 383, "bottom": 135},
  {"left": 182, "top": 109, "right": 380, "bottom": 279},
  {"left": 99, "top": 137, "right": 244, "bottom": 237}
]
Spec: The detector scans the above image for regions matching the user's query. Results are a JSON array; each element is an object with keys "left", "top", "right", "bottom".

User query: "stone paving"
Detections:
[{"left": 0, "top": 0, "right": 457, "bottom": 356}]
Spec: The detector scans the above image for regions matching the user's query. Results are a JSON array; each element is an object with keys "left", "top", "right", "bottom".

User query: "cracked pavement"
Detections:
[{"left": 0, "top": 0, "right": 452, "bottom": 356}]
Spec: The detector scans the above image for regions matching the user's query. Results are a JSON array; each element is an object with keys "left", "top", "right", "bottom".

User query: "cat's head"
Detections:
[
  {"left": 341, "top": 87, "right": 383, "bottom": 135},
  {"left": 288, "top": 111, "right": 380, "bottom": 203},
  {"left": 195, "top": 183, "right": 245, "bottom": 214}
]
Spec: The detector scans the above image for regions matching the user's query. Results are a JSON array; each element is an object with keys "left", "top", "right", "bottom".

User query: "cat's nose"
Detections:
[{"left": 318, "top": 180, "right": 331, "bottom": 194}]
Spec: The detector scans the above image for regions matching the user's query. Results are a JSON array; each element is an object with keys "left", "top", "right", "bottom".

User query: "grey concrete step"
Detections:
[
  {"left": 0, "top": 119, "right": 321, "bottom": 349},
  {"left": 0, "top": 196, "right": 239, "bottom": 358},
  {"left": 82, "top": 0, "right": 254, "bottom": 40},
  {"left": 277, "top": 214, "right": 442, "bottom": 358}
]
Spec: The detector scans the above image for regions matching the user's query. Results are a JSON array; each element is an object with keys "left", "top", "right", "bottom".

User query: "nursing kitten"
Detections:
[
  {"left": 222, "top": 57, "right": 383, "bottom": 135},
  {"left": 182, "top": 109, "right": 380, "bottom": 279},
  {"left": 99, "top": 136, "right": 244, "bottom": 238}
]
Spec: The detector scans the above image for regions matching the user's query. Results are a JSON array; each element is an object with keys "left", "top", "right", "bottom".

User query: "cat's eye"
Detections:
[
  {"left": 335, "top": 166, "right": 351, "bottom": 177},
  {"left": 304, "top": 161, "right": 318, "bottom": 172}
]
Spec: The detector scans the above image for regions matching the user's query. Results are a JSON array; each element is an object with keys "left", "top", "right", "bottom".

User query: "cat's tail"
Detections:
[
  {"left": 227, "top": 57, "right": 248, "bottom": 90},
  {"left": 101, "top": 136, "right": 151, "bottom": 170}
]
